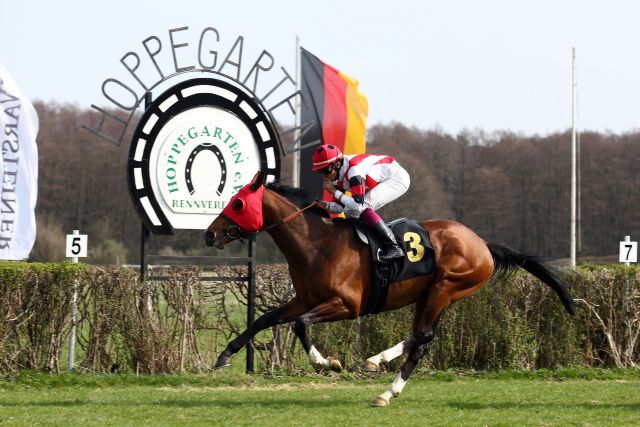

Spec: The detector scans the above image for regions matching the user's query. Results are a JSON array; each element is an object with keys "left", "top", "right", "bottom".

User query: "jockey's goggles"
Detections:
[{"left": 319, "top": 164, "right": 336, "bottom": 176}]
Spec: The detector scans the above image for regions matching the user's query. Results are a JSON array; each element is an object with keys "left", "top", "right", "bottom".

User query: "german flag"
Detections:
[{"left": 299, "top": 47, "right": 368, "bottom": 196}]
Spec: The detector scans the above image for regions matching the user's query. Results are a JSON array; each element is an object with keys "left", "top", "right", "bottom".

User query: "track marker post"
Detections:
[{"left": 65, "top": 230, "right": 88, "bottom": 371}]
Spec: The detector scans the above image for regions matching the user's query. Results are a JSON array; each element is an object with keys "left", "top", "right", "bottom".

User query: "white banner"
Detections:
[{"left": 0, "top": 63, "right": 39, "bottom": 260}]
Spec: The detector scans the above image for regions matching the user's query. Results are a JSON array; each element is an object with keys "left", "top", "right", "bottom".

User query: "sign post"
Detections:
[
  {"left": 66, "top": 230, "right": 88, "bottom": 371},
  {"left": 126, "top": 75, "right": 282, "bottom": 374},
  {"left": 619, "top": 236, "right": 637, "bottom": 266},
  {"left": 83, "top": 27, "right": 314, "bottom": 374}
]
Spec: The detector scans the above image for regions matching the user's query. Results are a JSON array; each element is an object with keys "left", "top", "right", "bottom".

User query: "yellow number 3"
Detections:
[{"left": 403, "top": 232, "right": 425, "bottom": 262}]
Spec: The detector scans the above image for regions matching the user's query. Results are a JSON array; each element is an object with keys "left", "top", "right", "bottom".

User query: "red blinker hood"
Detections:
[{"left": 221, "top": 183, "right": 265, "bottom": 232}]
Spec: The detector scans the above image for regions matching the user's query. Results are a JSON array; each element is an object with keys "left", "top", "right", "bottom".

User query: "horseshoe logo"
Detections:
[{"left": 184, "top": 143, "right": 227, "bottom": 196}]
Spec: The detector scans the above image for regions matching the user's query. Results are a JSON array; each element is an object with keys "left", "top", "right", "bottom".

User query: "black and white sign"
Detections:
[
  {"left": 66, "top": 233, "right": 88, "bottom": 258},
  {"left": 127, "top": 78, "right": 281, "bottom": 234},
  {"left": 619, "top": 239, "right": 637, "bottom": 263}
]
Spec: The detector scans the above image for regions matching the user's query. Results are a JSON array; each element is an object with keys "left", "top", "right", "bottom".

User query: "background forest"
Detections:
[{"left": 31, "top": 102, "right": 640, "bottom": 265}]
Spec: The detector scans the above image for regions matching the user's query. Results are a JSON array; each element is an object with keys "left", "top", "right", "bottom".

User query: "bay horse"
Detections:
[{"left": 204, "top": 171, "right": 575, "bottom": 407}]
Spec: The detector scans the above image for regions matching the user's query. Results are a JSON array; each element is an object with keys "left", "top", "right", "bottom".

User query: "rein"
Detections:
[{"left": 221, "top": 201, "right": 318, "bottom": 241}]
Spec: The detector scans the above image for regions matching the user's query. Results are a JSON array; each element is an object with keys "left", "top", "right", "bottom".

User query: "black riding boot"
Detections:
[{"left": 371, "top": 221, "right": 404, "bottom": 262}]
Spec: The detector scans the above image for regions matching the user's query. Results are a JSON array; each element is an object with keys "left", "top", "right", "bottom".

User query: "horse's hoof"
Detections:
[
  {"left": 362, "top": 360, "right": 379, "bottom": 372},
  {"left": 371, "top": 396, "right": 389, "bottom": 407},
  {"left": 214, "top": 355, "right": 231, "bottom": 370},
  {"left": 328, "top": 357, "right": 342, "bottom": 373}
]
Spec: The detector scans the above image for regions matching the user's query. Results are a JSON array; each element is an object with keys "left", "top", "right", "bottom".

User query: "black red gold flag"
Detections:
[{"left": 299, "top": 47, "right": 368, "bottom": 196}]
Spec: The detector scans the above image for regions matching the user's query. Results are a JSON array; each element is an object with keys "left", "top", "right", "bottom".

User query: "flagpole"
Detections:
[
  {"left": 576, "top": 58, "right": 582, "bottom": 256},
  {"left": 570, "top": 47, "right": 577, "bottom": 267},
  {"left": 293, "top": 35, "right": 301, "bottom": 188}
]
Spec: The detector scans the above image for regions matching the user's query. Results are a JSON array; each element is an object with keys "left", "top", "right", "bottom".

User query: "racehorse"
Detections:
[{"left": 204, "top": 171, "right": 576, "bottom": 407}]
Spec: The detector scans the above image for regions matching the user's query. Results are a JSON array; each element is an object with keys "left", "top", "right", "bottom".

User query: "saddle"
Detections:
[{"left": 353, "top": 218, "right": 436, "bottom": 316}]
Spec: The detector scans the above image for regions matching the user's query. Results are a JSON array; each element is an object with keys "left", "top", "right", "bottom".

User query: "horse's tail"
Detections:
[{"left": 487, "top": 243, "right": 576, "bottom": 315}]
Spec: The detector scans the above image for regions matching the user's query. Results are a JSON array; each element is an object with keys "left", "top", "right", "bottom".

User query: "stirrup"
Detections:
[{"left": 377, "top": 245, "right": 404, "bottom": 262}]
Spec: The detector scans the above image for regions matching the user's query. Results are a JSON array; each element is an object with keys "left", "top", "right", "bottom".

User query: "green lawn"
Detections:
[{"left": 1, "top": 371, "right": 639, "bottom": 426}]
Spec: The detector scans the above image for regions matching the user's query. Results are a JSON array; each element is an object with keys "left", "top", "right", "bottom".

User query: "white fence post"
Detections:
[
  {"left": 68, "top": 230, "right": 79, "bottom": 372},
  {"left": 66, "top": 229, "right": 87, "bottom": 372}
]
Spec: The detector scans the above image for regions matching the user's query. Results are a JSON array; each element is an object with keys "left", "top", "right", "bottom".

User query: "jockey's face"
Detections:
[{"left": 319, "top": 161, "right": 339, "bottom": 181}]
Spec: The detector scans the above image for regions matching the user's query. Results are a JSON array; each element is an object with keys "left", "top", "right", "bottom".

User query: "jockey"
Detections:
[{"left": 312, "top": 144, "right": 410, "bottom": 262}]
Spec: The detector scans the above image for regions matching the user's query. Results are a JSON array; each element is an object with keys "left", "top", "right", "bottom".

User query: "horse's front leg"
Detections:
[
  {"left": 293, "top": 319, "right": 342, "bottom": 372},
  {"left": 215, "top": 298, "right": 308, "bottom": 369},
  {"left": 293, "top": 296, "right": 352, "bottom": 372}
]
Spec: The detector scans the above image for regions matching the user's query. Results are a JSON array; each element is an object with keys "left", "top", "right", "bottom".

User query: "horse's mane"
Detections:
[{"left": 265, "top": 181, "right": 331, "bottom": 218}]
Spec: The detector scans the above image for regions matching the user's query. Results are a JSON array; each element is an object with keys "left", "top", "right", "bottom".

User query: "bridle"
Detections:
[{"left": 218, "top": 200, "right": 318, "bottom": 242}]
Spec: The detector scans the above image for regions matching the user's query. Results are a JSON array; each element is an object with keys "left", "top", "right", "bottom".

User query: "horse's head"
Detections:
[{"left": 203, "top": 171, "right": 266, "bottom": 249}]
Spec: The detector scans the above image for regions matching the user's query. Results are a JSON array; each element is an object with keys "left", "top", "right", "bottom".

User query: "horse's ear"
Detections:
[{"left": 249, "top": 171, "right": 265, "bottom": 191}]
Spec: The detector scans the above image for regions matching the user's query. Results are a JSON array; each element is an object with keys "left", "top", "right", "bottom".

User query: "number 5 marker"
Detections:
[{"left": 66, "top": 230, "right": 88, "bottom": 258}]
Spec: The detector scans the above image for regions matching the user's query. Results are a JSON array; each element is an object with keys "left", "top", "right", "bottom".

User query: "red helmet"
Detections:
[{"left": 312, "top": 144, "right": 343, "bottom": 171}]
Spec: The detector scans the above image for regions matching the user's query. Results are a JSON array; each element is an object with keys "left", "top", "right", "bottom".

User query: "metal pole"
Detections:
[
  {"left": 577, "top": 130, "right": 581, "bottom": 254},
  {"left": 623, "top": 236, "right": 631, "bottom": 321},
  {"left": 140, "top": 92, "right": 153, "bottom": 282},
  {"left": 570, "top": 47, "right": 577, "bottom": 267},
  {"left": 68, "top": 230, "right": 79, "bottom": 372},
  {"left": 575, "top": 56, "right": 582, "bottom": 255},
  {"left": 246, "top": 239, "right": 256, "bottom": 373},
  {"left": 140, "top": 224, "right": 150, "bottom": 281},
  {"left": 292, "top": 35, "right": 301, "bottom": 188}
]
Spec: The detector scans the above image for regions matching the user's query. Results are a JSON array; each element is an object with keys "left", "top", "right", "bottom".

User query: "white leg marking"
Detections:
[
  {"left": 308, "top": 345, "right": 330, "bottom": 369},
  {"left": 379, "top": 373, "right": 408, "bottom": 402},
  {"left": 367, "top": 341, "right": 405, "bottom": 366}
]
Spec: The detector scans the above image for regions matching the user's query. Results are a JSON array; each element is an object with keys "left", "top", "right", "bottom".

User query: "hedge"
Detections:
[{"left": 0, "top": 261, "right": 638, "bottom": 373}]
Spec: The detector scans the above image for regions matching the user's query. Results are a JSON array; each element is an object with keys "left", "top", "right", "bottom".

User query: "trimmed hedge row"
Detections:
[
  {"left": 0, "top": 261, "right": 638, "bottom": 373},
  {"left": 0, "top": 261, "right": 85, "bottom": 372},
  {"left": 311, "top": 265, "right": 640, "bottom": 371}
]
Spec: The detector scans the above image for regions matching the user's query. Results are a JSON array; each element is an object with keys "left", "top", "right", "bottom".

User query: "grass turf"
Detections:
[{"left": 1, "top": 370, "right": 639, "bottom": 426}]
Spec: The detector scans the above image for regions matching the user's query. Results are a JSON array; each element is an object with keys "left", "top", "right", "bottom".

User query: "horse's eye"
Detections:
[{"left": 232, "top": 198, "right": 246, "bottom": 211}]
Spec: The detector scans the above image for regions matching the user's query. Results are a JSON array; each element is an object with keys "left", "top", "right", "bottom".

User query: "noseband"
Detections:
[{"left": 219, "top": 201, "right": 318, "bottom": 242}]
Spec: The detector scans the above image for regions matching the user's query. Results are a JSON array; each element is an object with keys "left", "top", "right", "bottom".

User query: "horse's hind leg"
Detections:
[
  {"left": 363, "top": 296, "right": 429, "bottom": 372},
  {"left": 362, "top": 340, "right": 407, "bottom": 372},
  {"left": 371, "top": 283, "right": 450, "bottom": 407}
]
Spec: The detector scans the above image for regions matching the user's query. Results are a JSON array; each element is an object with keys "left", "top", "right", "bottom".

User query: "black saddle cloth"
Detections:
[{"left": 353, "top": 218, "right": 437, "bottom": 315}]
